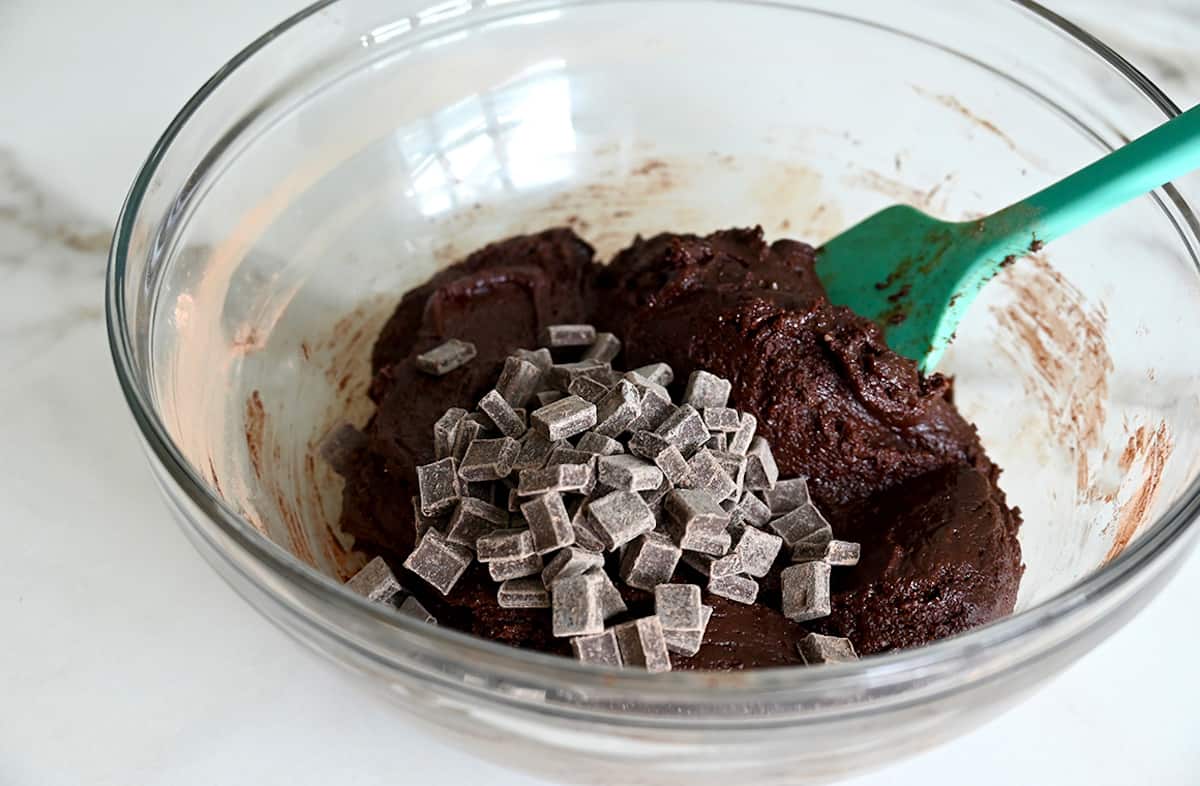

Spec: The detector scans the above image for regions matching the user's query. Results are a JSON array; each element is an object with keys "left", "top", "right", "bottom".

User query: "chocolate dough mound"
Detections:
[{"left": 336, "top": 226, "right": 1023, "bottom": 668}]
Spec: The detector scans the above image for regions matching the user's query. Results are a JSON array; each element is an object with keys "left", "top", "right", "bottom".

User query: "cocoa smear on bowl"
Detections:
[{"left": 989, "top": 252, "right": 1173, "bottom": 558}]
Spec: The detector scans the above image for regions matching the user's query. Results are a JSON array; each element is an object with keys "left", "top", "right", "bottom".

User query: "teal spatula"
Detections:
[{"left": 816, "top": 103, "right": 1200, "bottom": 372}]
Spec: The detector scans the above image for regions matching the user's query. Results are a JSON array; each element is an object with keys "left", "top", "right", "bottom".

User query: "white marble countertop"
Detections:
[{"left": 2, "top": 1, "right": 1199, "bottom": 784}]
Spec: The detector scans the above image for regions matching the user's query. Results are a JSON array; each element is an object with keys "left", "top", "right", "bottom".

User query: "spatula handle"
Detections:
[{"left": 995, "top": 103, "right": 1200, "bottom": 245}]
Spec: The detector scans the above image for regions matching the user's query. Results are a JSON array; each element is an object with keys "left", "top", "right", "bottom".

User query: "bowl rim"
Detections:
[{"left": 105, "top": 0, "right": 1200, "bottom": 708}]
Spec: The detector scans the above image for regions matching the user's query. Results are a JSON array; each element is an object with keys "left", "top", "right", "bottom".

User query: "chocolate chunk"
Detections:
[
  {"left": 445, "top": 497, "right": 509, "bottom": 547},
  {"left": 570, "top": 504, "right": 608, "bottom": 553},
  {"left": 450, "top": 417, "right": 483, "bottom": 463},
  {"left": 825, "top": 539, "right": 862, "bottom": 566},
  {"left": 654, "top": 404, "right": 708, "bottom": 454},
  {"left": 541, "top": 323, "right": 597, "bottom": 347},
  {"left": 781, "top": 561, "right": 832, "bottom": 622},
  {"left": 475, "top": 527, "right": 535, "bottom": 562},
  {"left": 797, "top": 632, "right": 858, "bottom": 664},
  {"left": 410, "top": 496, "right": 447, "bottom": 540},
  {"left": 727, "top": 412, "right": 757, "bottom": 455},
  {"left": 744, "top": 437, "right": 780, "bottom": 491},
  {"left": 531, "top": 395, "right": 597, "bottom": 441},
  {"left": 514, "top": 346, "right": 553, "bottom": 372},
  {"left": 417, "top": 457, "right": 462, "bottom": 516},
  {"left": 403, "top": 530, "right": 472, "bottom": 595},
  {"left": 711, "top": 550, "right": 743, "bottom": 575},
  {"left": 768, "top": 499, "right": 832, "bottom": 549},
  {"left": 567, "top": 375, "right": 610, "bottom": 403},
  {"left": 685, "top": 449, "right": 738, "bottom": 501},
  {"left": 414, "top": 338, "right": 477, "bottom": 375},
  {"left": 397, "top": 595, "right": 437, "bottom": 623},
  {"left": 683, "top": 527, "right": 732, "bottom": 557},
  {"left": 711, "top": 450, "right": 747, "bottom": 498},
  {"left": 728, "top": 490, "right": 772, "bottom": 531},
  {"left": 664, "top": 489, "right": 729, "bottom": 535},
  {"left": 319, "top": 421, "right": 368, "bottom": 476},
  {"left": 683, "top": 550, "right": 741, "bottom": 578},
  {"left": 680, "top": 552, "right": 708, "bottom": 578},
  {"left": 619, "top": 532, "right": 682, "bottom": 591},
  {"left": 496, "top": 356, "right": 544, "bottom": 407},
  {"left": 541, "top": 546, "right": 605, "bottom": 587},
  {"left": 433, "top": 408, "right": 468, "bottom": 460},
  {"left": 458, "top": 436, "right": 520, "bottom": 481},
  {"left": 583, "top": 332, "right": 621, "bottom": 363},
  {"left": 546, "top": 446, "right": 597, "bottom": 469},
  {"left": 464, "top": 479, "right": 498, "bottom": 505},
  {"left": 463, "top": 411, "right": 494, "bottom": 433},
  {"left": 683, "top": 370, "right": 731, "bottom": 409},
  {"left": 548, "top": 360, "right": 611, "bottom": 391},
  {"left": 593, "top": 379, "right": 641, "bottom": 437},
  {"left": 488, "top": 552, "right": 544, "bottom": 581},
  {"left": 627, "top": 430, "right": 669, "bottom": 460},
  {"left": 703, "top": 407, "right": 741, "bottom": 432},
  {"left": 640, "top": 473, "right": 673, "bottom": 510},
  {"left": 654, "top": 583, "right": 703, "bottom": 631},
  {"left": 498, "top": 577, "right": 551, "bottom": 608},
  {"left": 478, "top": 390, "right": 527, "bottom": 438},
  {"left": 345, "top": 556, "right": 405, "bottom": 603},
  {"left": 707, "top": 573, "right": 758, "bottom": 605},
  {"left": 520, "top": 492, "right": 576, "bottom": 554},
  {"left": 517, "top": 463, "right": 592, "bottom": 495},
  {"left": 513, "top": 430, "right": 560, "bottom": 471},
  {"left": 733, "top": 525, "right": 783, "bottom": 577},
  {"left": 571, "top": 630, "right": 622, "bottom": 666},
  {"left": 588, "top": 490, "right": 656, "bottom": 550},
  {"left": 597, "top": 454, "right": 663, "bottom": 492},
  {"left": 629, "top": 382, "right": 674, "bottom": 431},
  {"left": 663, "top": 605, "right": 712, "bottom": 656},
  {"left": 653, "top": 444, "right": 693, "bottom": 488},
  {"left": 535, "top": 390, "right": 563, "bottom": 406},
  {"left": 628, "top": 362, "right": 674, "bottom": 386},
  {"left": 592, "top": 567, "right": 628, "bottom": 620},
  {"left": 762, "top": 477, "right": 811, "bottom": 514},
  {"left": 790, "top": 528, "right": 834, "bottom": 562},
  {"left": 611, "top": 616, "right": 671, "bottom": 673},
  {"left": 703, "top": 433, "right": 728, "bottom": 452},
  {"left": 576, "top": 431, "right": 624, "bottom": 456},
  {"left": 551, "top": 572, "right": 605, "bottom": 637}
]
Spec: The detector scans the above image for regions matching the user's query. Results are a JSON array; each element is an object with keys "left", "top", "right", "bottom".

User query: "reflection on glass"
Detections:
[
  {"left": 361, "top": 17, "right": 412, "bottom": 47},
  {"left": 398, "top": 59, "right": 577, "bottom": 216},
  {"left": 417, "top": 0, "right": 472, "bottom": 25}
]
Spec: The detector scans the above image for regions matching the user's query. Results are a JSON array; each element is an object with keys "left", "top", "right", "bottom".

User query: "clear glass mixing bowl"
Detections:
[{"left": 107, "top": 1, "right": 1200, "bottom": 782}]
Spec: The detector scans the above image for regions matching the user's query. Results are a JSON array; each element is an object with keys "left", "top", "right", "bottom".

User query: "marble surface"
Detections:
[{"left": 1, "top": 1, "right": 1199, "bottom": 784}]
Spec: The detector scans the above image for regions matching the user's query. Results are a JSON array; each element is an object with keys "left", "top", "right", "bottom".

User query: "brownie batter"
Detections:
[{"left": 336, "top": 226, "right": 1023, "bottom": 668}]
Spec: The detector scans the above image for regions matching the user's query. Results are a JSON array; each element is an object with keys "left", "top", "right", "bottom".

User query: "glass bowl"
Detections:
[{"left": 106, "top": 1, "right": 1200, "bottom": 783}]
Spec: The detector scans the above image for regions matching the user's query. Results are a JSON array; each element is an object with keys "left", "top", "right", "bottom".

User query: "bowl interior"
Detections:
[{"left": 138, "top": 0, "right": 1200, "bottom": 625}]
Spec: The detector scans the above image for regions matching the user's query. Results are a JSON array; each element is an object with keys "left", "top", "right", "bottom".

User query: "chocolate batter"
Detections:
[{"left": 337, "top": 227, "right": 1023, "bottom": 668}]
